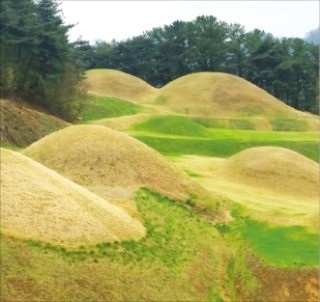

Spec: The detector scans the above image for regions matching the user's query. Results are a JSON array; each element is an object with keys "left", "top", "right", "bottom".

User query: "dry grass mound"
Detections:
[
  {"left": 221, "top": 146, "right": 319, "bottom": 198},
  {"left": 157, "top": 72, "right": 299, "bottom": 117},
  {"left": 1, "top": 148, "right": 145, "bottom": 247},
  {"left": 0, "top": 99, "right": 70, "bottom": 147},
  {"left": 86, "top": 69, "right": 157, "bottom": 103},
  {"left": 23, "top": 125, "right": 206, "bottom": 202},
  {"left": 93, "top": 113, "right": 151, "bottom": 131}
]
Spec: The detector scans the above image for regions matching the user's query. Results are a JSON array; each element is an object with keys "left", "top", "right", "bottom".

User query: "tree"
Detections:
[{"left": 0, "top": 0, "right": 86, "bottom": 120}]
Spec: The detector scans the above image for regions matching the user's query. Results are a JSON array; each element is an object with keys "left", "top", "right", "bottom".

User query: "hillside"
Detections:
[
  {"left": 157, "top": 72, "right": 298, "bottom": 117},
  {"left": 221, "top": 146, "right": 319, "bottom": 199},
  {"left": 86, "top": 69, "right": 157, "bottom": 103},
  {"left": 0, "top": 99, "right": 70, "bottom": 148},
  {"left": 1, "top": 148, "right": 145, "bottom": 247},
  {"left": 23, "top": 125, "right": 219, "bottom": 215},
  {"left": 85, "top": 69, "right": 318, "bottom": 131}
]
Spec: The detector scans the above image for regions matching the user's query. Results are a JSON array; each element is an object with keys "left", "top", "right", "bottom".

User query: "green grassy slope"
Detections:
[
  {"left": 131, "top": 129, "right": 319, "bottom": 162},
  {"left": 133, "top": 115, "right": 209, "bottom": 137},
  {"left": 1, "top": 189, "right": 229, "bottom": 301},
  {"left": 78, "top": 95, "right": 139, "bottom": 122}
]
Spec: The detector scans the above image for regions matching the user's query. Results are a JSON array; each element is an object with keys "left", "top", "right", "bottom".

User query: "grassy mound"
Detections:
[
  {"left": 78, "top": 94, "right": 139, "bottom": 122},
  {"left": 0, "top": 189, "right": 230, "bottom": 301},
  {"left": 132, "top": 115, "right": 208, "bottom": 137},
  {"left": 23, "top": 125, "right": 215, "bottom": 210},
  {"left": 1, "top": 148, "right": 145, "bottom": 247},
  {"left": 0, "top": 99, "right": 70, "bottom": 147},
  {"left": 86, "top": 69, "right": 157, "bottom": 103},
  {"left": 156, "top": 72, "right": 299, "bottom": 117},
  {"left": 221, "top": 146, "right": 319, "bottom": 198}
]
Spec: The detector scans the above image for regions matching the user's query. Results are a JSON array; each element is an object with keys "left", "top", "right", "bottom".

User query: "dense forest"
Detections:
[
  {"left": 0, "top": 0, "right": 85, "bottom": 121},
  {"left": 78, "top": 16, "right": 319, "bottom": 114},
  {"left": 1, "top": 1, "right": 318, "bottom": 117}
]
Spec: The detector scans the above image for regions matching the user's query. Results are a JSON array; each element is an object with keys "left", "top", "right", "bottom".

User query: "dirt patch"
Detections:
[{"left": 252, "top": 266, "right": 319, "bottom": 302}]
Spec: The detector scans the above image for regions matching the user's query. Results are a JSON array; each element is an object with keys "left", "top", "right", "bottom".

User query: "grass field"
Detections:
[
  {"left": 0, "top": 189, "right": 233, "bottom": 301},
  {"left": 218, "top": 214, "right": 319, "bottom": 268},
  {"left": 3, "top": 69, "right": 319, "bottom": 301},
  {"left": 133, "top": 115, "right": 209, "bottom": 137},
  {"left": 131, "top": 129, "right": 319, "bottom": 162},
  {"left": 78, "top": 94, "right": 139, "bottom": 122}
]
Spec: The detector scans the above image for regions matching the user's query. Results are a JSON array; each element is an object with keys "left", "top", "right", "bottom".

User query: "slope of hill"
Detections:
[
  {"left": 86, "top": 69, "right": 157, "bottom": 103},
  {"left": 157, "top": 72, "right": 298, "bottom": 117},
  {"left": 23, "top": 125, "right": 219, "bottom": 215},
  {"left": 85, "top": 69, "right": 318, "bottom": 131},
  {"left": 221, "top": 146, "right": 319, "bottom": 199},
  {"left": 1, "top": 148, "right": 145, "bottom": 247},
  {"left": 0, "top": 99, "right": 70, "bottom": 147}
]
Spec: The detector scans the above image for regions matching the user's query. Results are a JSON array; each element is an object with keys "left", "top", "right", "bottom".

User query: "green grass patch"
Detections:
[
  {"left": 78, "top": 95, "right": 139, "bottom": 122},
  {"left": 132, "top": 131, "right": 319, "bottom": 162},
  {"left": 132, "top": 115, "right": 209, "bottom": 137},
  {"left": 217, "top": 218, "right": 319, "bottom": 268},
  {"left": 193, "top": 117, "right": 255, "bottom": 130},
  {"left": 1, "top": 189, "right": 229, "bottom": 301},
  {"left": 241, "top": 221, "right": 319, "bottom": 268},
  {"left": 270, "top": 117, "right": 308, "bottom": 132}
]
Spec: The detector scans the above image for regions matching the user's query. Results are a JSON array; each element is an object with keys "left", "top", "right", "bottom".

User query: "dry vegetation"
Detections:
[
  {"left": 22, "top": 125, "right": 221, "bottom": 217},
  {"left": 0, "top": 99, "right": 70, "bottom": 147},
  {"left": 86, "top": 69, "right": 157, "bottom": 103},
  {"left": 2, "top": 69, "right": 318, "bottom": 301},
  {"left": 221, "top": 146, "right": 319, "bottom": 199},
  {"left": 171, "top": 148, "right": 319, "bottom": 232},
  {"left": 1, "top": 148, "right": 145, "bottom": 247},
  {"left": 86, "top": 69, "right": 318, "bottom": 131}
]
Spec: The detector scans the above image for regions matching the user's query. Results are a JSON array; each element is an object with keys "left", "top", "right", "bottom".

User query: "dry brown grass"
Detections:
[
  {"left": 157, "top": 72, "right": 298, "bottom": 117},
  {"left": 92, "top": 113, "right": 152, "bottom": 131},
  {"left": 23, "top": 125, "right": 206, "bottom": 203},
  {"left": 171, "top": 151, "right": 319, "bottom": 231},
  {"left": 86, "top": 70, "right": 318, "bottom": 131},
  {"left": 0, "top": 99, "right": 70, "bottom": 147},
  {"left": 221, "top": 146, "right": 319, "bottom": 199},
  {"left": 1, "top": 148, "right": 145, "bottom": 247},
  {"left": 86, "top": 69, "right": 157, "bottom": 103}
]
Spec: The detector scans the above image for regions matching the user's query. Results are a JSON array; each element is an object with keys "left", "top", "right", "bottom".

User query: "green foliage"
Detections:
[
  {"left": 0, "top": 0, "right": 86, "bottom": 121},
  {"left": 78, "top": 95, "right": 139, "bottom": 122},
  {"left": 270, "top": 117, "right": 308, "bottom": 132},
  {"left": 133, "top": 115, "right": 209, "bottom": 137},
  {"left": 86, "top": 16, "right": 318, "bottom": 114}
]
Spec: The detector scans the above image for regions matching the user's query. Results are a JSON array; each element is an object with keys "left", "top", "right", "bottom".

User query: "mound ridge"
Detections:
[
  {"left": 221, "top": 146, "right": 319, "bottom": 198},
  {"left": 1, "top": 148, "right": 145, "bottom": 247},
  {"left": 86, "top": 69, "right": 157, "bottom": 103},
  {"left": 86, "top": 70, "right": 317, "bottom": 131},
  {"left": 157, "top": 72, "right": 298, "bottom": 117},
  {"left": 0, "top": 99, "right": 70, "bottom": 147},
  {"left": 23, "top": 125, "right": 206, "bottom": 202}
]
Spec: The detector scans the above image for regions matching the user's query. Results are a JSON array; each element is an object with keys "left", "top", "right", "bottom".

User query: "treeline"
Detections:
[
  {"left": 0, "top": 0, "right": 85, "bottom": 121},
  {"left": 79, "top": 16, "right": 319, "bottom": 113}
]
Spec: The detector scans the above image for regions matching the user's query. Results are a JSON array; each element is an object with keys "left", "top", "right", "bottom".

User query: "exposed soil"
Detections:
[{"left": 238, "top": 260, "right": 319, "bottom": 302}]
